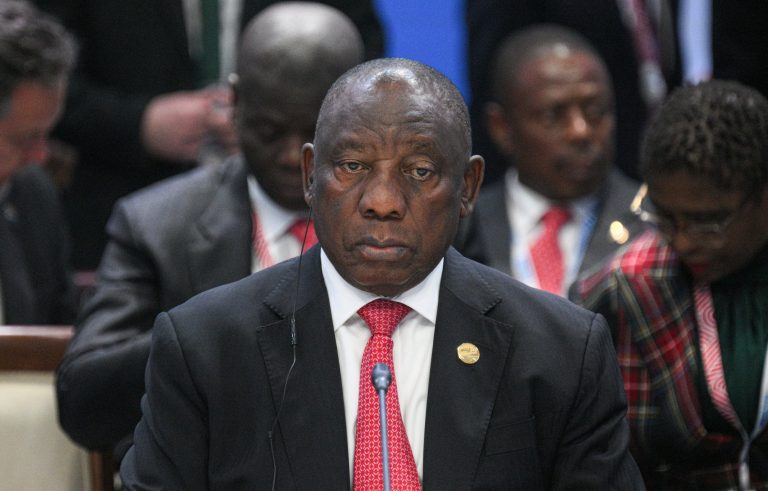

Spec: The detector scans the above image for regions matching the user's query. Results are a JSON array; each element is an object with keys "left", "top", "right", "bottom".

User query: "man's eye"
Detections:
[
  {"left": 340, "top": 161, "right": 365, "bottom": 172},
  {"left": 406, "top": 167, "right": 433, "bottom": 181}
]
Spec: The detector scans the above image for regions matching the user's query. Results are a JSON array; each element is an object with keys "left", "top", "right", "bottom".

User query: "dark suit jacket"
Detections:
[
  {"left": 120, "top": 247, "right": 643, "bottom": 489},
  {"left": 710, "top": 0, "right": 768, "bottom": 98},
  {"left": 32, "top": 0, "right": 384, "bottom": 269},
  {"left": 467, "top": 0, "right": 681, "bottom": 184},
  {"left": 56, "top": 157, "right": 252, "bottom": 450},
  {"left": 0, "top": 166, "right": 76, "bottom": 325},
  {"left": 456, "top": 171, "right": 646, "bottom": 286}
]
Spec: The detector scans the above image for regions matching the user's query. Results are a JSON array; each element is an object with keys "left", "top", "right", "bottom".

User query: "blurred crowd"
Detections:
[{"left": 2, "top": 0, "right": 768, "bottom": 488}]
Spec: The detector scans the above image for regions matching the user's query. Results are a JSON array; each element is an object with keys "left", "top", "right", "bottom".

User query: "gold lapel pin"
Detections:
[
  {"left": 457, "top": 343, "right": 480, "bottom": 365},
  {"left": 609, "top": 220, "right": 630, "bottom": 245}
]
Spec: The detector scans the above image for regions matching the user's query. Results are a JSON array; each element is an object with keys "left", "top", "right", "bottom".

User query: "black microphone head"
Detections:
[{"left": 371, "top": 363, "right": 392, "bottom": 392}]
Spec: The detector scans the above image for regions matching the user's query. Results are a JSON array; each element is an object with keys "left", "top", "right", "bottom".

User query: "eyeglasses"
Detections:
[{"left": 630, "top": 183, "right": 750, "bottom": 246}]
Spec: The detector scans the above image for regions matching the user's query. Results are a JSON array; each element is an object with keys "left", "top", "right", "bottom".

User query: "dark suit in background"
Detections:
[
  {"left": 121, "top": 247, "right": 642, "bottom": 489},
  {"left": 0, "top": 166, "right": 76, "bottom": 325},
  {"left": 467, "top": 0, "right": 680, "bottom": 183},
  {"left": 56, "top": 157, "right": 251, "bottom": 449},
  {"left": 31, "top": 0, "right": 383, "bottom": 269},
  {"left": 457, "top": 171, "right": 645, "bottom": 283},
  {"left": 710, "top": 0, "right": 768, "bottom": 98}
]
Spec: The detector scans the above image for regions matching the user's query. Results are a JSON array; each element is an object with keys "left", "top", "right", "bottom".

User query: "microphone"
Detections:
[{"left": 371, "top": 363, "right": 392, "bottom": 491}]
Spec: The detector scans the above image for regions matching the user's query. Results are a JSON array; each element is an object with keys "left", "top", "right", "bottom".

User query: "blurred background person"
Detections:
[
  {"left": 456, "top": 25, "right": 645, "bottom": 297},
  {"left": 0, "top": 0, "right": 77, "bottom": 325},
  {"left": 56, "top": 2, "right": 364, "bottom": 464},
  {"left": 467, "top": 0, "right": 680, "bottom": 184},
  {"left": 32, "top": 0, "right": 384, "bottom": 271},
  {"left": 573, "top": 80, "right": 768, "bottom": 488}
]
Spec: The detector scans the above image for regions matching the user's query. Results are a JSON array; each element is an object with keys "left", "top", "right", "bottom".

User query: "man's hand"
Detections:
[{"left": 140, "top": 90, "right": 217, "bottom": 162}]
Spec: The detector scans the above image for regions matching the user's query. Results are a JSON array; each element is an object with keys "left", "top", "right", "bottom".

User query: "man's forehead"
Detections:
[{"left": 324, "top": 77, "right": 444, "bottom": 127}]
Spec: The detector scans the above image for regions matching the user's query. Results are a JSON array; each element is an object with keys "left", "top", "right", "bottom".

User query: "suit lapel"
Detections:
[
  {"left": 423, "top": 249, "right": 513, "bottom": 489},
  {"left": 477, "top": 183, "right": 513, "bottom": 274},
  {"left": 188, "top": 159, "right": 252, "bottom": 292},
  {"left": 257, "top": 248, "right": 350, "bottom": 488},
  {"left": 580, "top": 171, "right": 644, "bottom": 276}
]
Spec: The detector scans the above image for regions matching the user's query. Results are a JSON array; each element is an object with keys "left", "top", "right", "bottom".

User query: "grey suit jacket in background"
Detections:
[
  {"left": 121, "top": 247, "right": 643, "bottom": 489},
  {"left": 0, "top": 166, "right": 76, "bottom": 325},
  {"left": 456, "top": 170, "right": 645, "bottom": 285},
  {"left": 56, "top": 157, "right": 252, "bottom": 451}
]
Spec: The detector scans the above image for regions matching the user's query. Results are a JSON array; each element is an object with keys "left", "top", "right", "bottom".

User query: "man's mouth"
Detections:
[{"left": 356, "top": 239, "right": 409, "bottom": 261}]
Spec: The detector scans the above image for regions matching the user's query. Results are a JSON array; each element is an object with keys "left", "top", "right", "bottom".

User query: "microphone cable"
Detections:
[{"left": 269, "top": 207, "right": 312, "bottom": 490}]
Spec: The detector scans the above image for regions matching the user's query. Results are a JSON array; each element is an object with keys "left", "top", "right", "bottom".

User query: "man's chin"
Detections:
[{"left": 348, "top": 269, "right": 418, "bottom": 297}]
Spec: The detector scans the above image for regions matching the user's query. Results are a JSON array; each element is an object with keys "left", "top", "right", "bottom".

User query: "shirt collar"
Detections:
[
  {"left": 247, "top": 174, "right": 304, "bottom": 242},
  {"left": 506, "top": 168, "right": 599, "bottom": 231},
  {"left": 320, "top": 248, "right": 443, "bottom": 331}
]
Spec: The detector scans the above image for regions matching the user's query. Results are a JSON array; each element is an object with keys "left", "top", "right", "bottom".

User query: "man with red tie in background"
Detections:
[
  {"left": 55, "top": 2, "right": 363, "bottom": 462},
  {"left": 456, "top": 26, "right": 645, "bottom": 297},
  {"left": 121, "top": 57, "right": 642, "bottom": 489}
]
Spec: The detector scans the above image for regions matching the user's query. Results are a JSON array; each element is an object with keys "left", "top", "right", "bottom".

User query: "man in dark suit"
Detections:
[
  {"left": 121, "top": 57, "right": 642, "bottom": 489},
  {"left": 456, "top": 26, "right": 646, "bottom": 297},
  {"left": 0, "top": 0, "right": 77, "bottom": 325},
  {"left": 467, "top": 0, "right": 681, "bottom": 184},
  {"left": 55, "top": 2, "right": 365, "bottom": 458},
  {"left": 32, "top": 0, "right": 384, "bottom": 270}
]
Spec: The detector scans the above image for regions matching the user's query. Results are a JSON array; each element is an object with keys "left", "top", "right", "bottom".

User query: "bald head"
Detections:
[
  {"left": 236, "top": 2, "right": 363, "bottom": 98},
  {"left": 316, "top": 58, "right": 472, "bottom": 160}
]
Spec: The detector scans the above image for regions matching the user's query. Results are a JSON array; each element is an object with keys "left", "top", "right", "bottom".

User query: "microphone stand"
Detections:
[{"left": 371, "top": 363, "right": 392, "bottom": 491}]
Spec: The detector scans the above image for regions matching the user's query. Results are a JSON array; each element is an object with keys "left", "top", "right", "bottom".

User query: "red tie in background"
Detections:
[
  {"left": 530, "top": 207, "right": 571, "bottom": 295},
  {"left": 288, "top": 218, "right": 317, "bottom": 249},
  {"left": 354, "top": 300, "right": 421, "bottom": 490},
  {"left": 252, "top": 213, "right": 317, "bottom": 269}
]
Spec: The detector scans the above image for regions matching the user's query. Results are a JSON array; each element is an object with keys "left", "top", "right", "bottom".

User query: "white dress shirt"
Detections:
[
  {"left": 505, "top": 169, "right": 598, "bottom": 296},
  {"left": 247, "top": 174, "right": 309, "bottom": 272},
  {"left": 320, "top": 249, "right": 441, "bottom": 481}
]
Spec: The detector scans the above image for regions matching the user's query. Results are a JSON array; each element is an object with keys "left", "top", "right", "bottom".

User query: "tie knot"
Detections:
[
  {"left": 357, "top": 299, "right": 411, "bottom": 337},
  {"left": 288, "top": 218, "right": 318, "bottom": 248},
  {"left": 541, "top": 206, "right": 571, "bottom": 229}
]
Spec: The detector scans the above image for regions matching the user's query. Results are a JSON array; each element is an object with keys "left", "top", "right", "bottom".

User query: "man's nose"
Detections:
[
  {"left": 562, "top": 107, "right": 591, "bottom": 141},
  {"left": 359, "top": 169, "right": 406, "bottom": 220}
]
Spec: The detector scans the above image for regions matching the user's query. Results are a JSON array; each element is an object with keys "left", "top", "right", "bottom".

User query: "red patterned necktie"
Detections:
[
  {"left": 530, "top": 207, "right": 571, "bottom": 295},
  {"left": 288, "top": 218, "right": 317, "bottom": 249},
  {"left": 252, "top": 214, "right": 317, "bottom": 269},
  {"left": 353, "top": 299, "right": 421, "bottom": 490}
]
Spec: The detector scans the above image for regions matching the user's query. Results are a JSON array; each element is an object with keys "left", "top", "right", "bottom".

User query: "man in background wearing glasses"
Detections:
[{"left": 573, "top": 80, "right": 768, "bottom": 489}]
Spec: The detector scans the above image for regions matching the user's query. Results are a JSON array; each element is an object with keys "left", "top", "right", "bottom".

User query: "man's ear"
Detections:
[
  {"left": 485, "top": 101, "right": 515, "bottom": 157},
  {"left": 301, "top": 143, "right": 315, "bottom": 207},
  {"left": 460, "top": 155, "right": 485, "bottom": 218}
]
